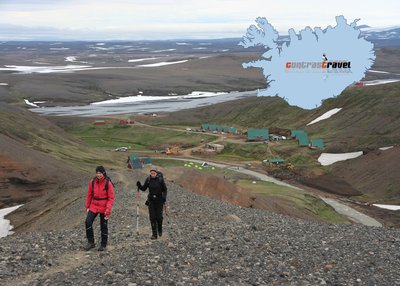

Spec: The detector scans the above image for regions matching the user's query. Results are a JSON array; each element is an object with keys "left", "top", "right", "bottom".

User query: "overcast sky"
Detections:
[{"left": 0, "top": 0, "right": 399, "bottom": 40}]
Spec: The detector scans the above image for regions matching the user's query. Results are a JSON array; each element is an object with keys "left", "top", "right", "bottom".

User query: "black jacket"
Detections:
[{"left": 139, "top": 176, "right": 167, "bottom": 201}]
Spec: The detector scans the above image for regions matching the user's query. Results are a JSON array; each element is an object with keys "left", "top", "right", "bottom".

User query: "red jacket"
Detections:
[{"left": 86, "top": 177, "right": 114, "bottom": 216}]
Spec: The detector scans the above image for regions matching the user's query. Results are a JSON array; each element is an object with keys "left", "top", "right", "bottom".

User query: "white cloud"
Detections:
[{"left": 0, "top": 0, "right": 398, "bottom": 40}]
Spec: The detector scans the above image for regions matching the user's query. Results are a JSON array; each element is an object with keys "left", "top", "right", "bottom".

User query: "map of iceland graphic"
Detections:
[{"left": 241, "top": 15, "right": 375, "bottom": 109}]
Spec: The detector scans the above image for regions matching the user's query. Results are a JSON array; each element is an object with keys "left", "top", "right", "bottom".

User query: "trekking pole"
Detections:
[
  {"left": 164, "top": 203, "right": 171, "bottom": 236},
  {"left": 136, "top": 187, "right": 140, "bottom": 235}
]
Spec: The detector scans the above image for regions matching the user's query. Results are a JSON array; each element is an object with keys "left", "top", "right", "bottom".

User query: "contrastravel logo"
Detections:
[{"left": 285, "top": 54, "right": 352, "bottom": 73}]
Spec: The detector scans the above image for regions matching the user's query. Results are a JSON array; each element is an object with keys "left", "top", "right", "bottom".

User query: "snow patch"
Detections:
[
  {"left": 373, "top": 204, "right": 400, "bottom": 211},
  {"left": 137, "top": 60, "right": 188, "bottom": 67},
  {"left": 363, "top": 79, "right": 400, "bottom": 86},
  {"left": 92, "top": 91, "right": 226, "bottom": 105},
  {"left": 65, "top": 56, "right": 77, "bottom": 62},
  {"left": 0, "top": 65, "right": 91, "bottom": 74},
  {"left": 24, "top": 99, "right": 40, "bottom": 107},
  {"left": 369, "top": 70, "right": 390, "bottom": 74},
  {"left": 0, "top": 205, "right": 23, "bottom": 238},
  {"left": 307, "top": 108, "right": 342, "bottom": 126},
  {"left": 151, "top": 49, "right": 176, "bottom": 53},
  {"left": 318, "top": 151, "right": 363, "bottom": 166},
  {"left": 128, "top": 58, "right": 156, "bottom": 63},
  {"left": 379, "top": 146, "right": 394, "bottom": 151},
  {"left": 50, "top": 47, "right": 70, "bottom": 51},
  {"left": 0, "top": 82, "right": 8, "bottom": 86},
  {"left": 0, "top": 65, "right": 138, "bottom": 74}
]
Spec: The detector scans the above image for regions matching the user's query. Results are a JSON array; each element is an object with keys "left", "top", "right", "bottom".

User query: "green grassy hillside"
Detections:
[
  {"left": 158, "top": 82, "right": 400, "bottom": 152},
  {"left": 306, "top": 82, "right": 400, "bottom": 152},
  {"left": 154, "top": 95, "right": 311, "bottom": 129},
  {"left": 68, "top": 122, "right": 216, "bottom": 151},
  {"left": 0, "top": 103, "right": 120, "bottom": 171}
]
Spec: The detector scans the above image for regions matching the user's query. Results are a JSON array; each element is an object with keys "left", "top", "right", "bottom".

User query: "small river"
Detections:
[{"left": 30, "top": 90, "right": 257, "bottom": 117}]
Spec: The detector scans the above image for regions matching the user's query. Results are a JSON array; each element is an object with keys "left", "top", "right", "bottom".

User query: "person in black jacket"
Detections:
[{"left": 136, "top": 166, "right": 167, "bottom": 239}]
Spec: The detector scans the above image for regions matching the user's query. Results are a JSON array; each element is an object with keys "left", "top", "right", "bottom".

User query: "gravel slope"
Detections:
[{"left": 0, "top": 171, "right": 399, "bottom": 286}]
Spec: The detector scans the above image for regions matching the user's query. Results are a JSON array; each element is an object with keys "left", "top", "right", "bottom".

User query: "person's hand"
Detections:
[
  {"left": 136, "top": 181, "right": 142, "bottom": 188},
  {"left": 162, "top": 197, "right": 166, "bottom": 203},
  {"left": 105, "top": 210, "right": 110, "bottom": 218},
  {"left": 86, "top": 208, "right": 89, "bottom": 213}
]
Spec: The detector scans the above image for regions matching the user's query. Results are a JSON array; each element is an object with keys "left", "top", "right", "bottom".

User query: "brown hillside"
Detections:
[
  {"left": 331, "top": 147, "right": 400, "bottom": 203},
  {"left": 167, "top": 167, "right": 333, "bottom": 222},
  {"left": 0, "top": 103, "right": 89, "bottom": 208},
  {"left": 0, "top": 134, "right": 82, "bottom": 208}
]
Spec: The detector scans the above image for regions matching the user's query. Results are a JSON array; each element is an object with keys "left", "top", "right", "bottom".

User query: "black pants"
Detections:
[
  {"left": 148, "top": 199, "right": 164, "bottom": 236},
  {"left": 85, "top": 210, "right": 108, "bottom": 247}
]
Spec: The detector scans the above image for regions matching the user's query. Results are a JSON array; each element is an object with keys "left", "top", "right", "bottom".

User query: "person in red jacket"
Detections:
[{"left": 84, "top": 166, "right": 115, "bottom": 251}]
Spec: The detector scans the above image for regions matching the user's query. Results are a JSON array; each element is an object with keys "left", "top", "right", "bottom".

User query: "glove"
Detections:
[
  {"left": 162, "top": 197, "right": 166, "bottom": 203},
  {"left": 136, "top": 181, "right": 142, "bottom": 188}
]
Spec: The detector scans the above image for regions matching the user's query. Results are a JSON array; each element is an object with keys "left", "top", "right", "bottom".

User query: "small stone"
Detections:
[
  {"left": 218, "top": 271, "right": 227, "bottom": 277},
  {"left": 105, "top": 271, "right": 114, "bottom": 277},
  {"left": 223, "top": 214, "right": 242, "bottom": 223},
  {"left": 203, "top": 271, "right": 213, "bottom": 277},
  {"left": 323, "top": 263, "right": 334, "bottom": 271},
  {"left": 280, "top": 271, "right": 290, "bottom": 277}
]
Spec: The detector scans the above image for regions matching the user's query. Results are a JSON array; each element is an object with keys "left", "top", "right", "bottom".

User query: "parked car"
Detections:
[{"left": 115, "top": 147, "right": 128, "bottom": 152}]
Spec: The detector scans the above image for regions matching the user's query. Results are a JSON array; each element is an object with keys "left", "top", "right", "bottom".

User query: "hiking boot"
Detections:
[
  {"left": 151, "top": 235, "right": 157, "bottom": 240},
  {"left": 83, "top": 242, "right": 95, "bottom": 251},
  {"left": 98, "top": 245, "right": 107, "bottom": 251}
]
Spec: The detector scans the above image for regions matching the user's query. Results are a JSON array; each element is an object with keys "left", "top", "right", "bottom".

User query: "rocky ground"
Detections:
[{"left": 1, "top": 170, "right": 400, "bottom": 285}]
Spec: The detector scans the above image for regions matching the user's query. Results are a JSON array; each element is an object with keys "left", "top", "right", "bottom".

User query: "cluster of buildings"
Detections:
[
  {"left": 200, "top": 124, "right": 324, "bottom": 149},
  {"left": 127, "top": 154, "right": 152, "bottom": 169}
]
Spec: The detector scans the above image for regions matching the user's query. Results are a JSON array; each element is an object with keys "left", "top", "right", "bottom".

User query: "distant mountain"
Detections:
[
  {"left": 357, "top": 24, "right": 371, "bottom": 29},
  {"left": 0, "top": 23, "right": 399, "bottom": 47},
  {"left": 361, "top": 26, "right": 400, "bottom": 47},
  {"left": 275, "top": 26, "right": 400, "bottom": 48}
]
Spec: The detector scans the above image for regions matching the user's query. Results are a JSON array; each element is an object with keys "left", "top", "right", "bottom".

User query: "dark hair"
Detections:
[{"left": 95, "top": 166, "right": 106, "bottom": 175}]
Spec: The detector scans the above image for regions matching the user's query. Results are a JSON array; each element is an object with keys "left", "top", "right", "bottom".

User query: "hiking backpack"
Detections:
[
  {"left": 147, "top": 171, "right": 164, "bottom": 183},
  {"left": 91, "top": 176, "right": 114, "bottom": 192}
]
